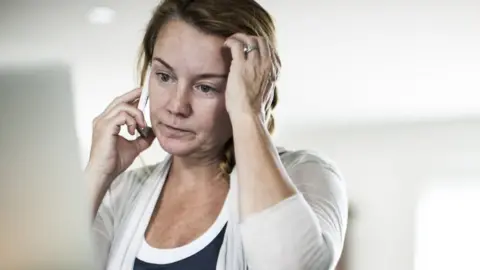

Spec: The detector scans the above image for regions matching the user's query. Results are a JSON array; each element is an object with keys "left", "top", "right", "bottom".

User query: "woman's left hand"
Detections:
[{"left": 223, "top": 33, "right": 279, "bottom": 122}]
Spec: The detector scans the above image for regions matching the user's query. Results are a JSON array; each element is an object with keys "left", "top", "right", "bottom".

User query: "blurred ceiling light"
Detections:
[{"left": 86, "top": 7, "right": 116, "bottom": 25}]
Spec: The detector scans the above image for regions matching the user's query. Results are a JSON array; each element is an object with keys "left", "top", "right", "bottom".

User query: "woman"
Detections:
[{"left": 86, "top": 0, "right": 348, "bottom": 269}]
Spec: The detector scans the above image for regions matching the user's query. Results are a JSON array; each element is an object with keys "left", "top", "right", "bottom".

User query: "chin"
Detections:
[{"left": 156, "top": 133, "right": 200, "bottom": 157}]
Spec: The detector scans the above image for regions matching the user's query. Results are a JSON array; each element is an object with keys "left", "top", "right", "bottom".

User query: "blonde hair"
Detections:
[{"left": 137, "top": 0, "right": 280, "bottom": 179}]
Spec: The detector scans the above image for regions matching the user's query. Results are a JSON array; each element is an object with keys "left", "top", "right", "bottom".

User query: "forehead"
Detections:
[{"left": 153, "top": 19, "right": 230, "bottom": 74}]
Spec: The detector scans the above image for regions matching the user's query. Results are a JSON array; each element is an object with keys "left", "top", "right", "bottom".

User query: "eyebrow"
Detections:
[{"left": 153, "top": 57, "right": 228, "bottom": 79}]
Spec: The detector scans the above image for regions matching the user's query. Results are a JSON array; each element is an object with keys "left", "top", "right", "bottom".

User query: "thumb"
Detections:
[{"left": 133, "top": 132, "right": 155, "bottom": 154}]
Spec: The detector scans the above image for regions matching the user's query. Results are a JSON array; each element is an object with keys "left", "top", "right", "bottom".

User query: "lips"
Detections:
[{"left": 163, "top": 123, "right": 189, "bottom": 132}]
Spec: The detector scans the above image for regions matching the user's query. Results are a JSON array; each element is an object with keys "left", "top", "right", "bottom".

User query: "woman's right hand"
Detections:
[{"left": 85, "top": 88, "right": 155, "bottom": 187}]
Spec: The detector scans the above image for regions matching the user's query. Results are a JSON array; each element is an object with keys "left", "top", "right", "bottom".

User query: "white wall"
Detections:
[{"left": 275, "top": 118, "right": 480, "bottom": 270}]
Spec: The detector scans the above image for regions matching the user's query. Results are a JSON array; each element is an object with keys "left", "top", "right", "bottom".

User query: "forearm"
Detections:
[
  {"left": 230, "top": 112, "right": 296, "bottom": 220},
  {"left": 84, "top": 166, "right": 113, "bottom": 219}
]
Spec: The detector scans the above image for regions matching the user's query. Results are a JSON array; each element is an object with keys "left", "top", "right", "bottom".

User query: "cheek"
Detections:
[
  {"left": 148, "top": 84, "right": 170, "bottom": 112},
  {"left": 193, "top": 98, "right": 231, "bottom": 136}
]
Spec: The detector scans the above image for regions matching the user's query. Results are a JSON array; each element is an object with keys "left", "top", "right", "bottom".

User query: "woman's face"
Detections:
[{"left": 149, "top": 19, "right": 233, "bottom": 158}]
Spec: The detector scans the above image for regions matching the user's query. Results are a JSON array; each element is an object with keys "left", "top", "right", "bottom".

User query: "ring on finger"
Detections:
[{"left": 243, "top": 44, "right": 259, "bottom": 55}]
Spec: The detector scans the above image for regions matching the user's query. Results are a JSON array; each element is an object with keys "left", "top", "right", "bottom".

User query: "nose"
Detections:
[{"left": 166, "top": 84, "right": 192, "bottom": 118}]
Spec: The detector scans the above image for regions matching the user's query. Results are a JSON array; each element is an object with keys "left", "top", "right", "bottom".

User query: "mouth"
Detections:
[{"left": 160, "top": 122, "right": 192, "bottom": 133}]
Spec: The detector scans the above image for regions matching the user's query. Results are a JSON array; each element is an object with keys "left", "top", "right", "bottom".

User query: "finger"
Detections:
[
  {"left": 256, "top": 37, "right": 277, "bottom": 84},
  {"left": 224, "top": 37, "right": 247, "bottom": 62},
  {"left": 256, "top": 37, "right": 269, "bottom": 60},
  {"left": 107, "top": 111, "right": 137, "bottom": 136},
  {"left": 104, "top": 88, "right": 142, "bottom": 114},
  {"left": 230, "top": 33, "right": 260, "bottom": 60},
  {"left": 258, "top": 40, "right": 279, "bottom": 82},
  {"left": 131, "top": 131, "right": 156, "bottom": 153},
  {"left": 104, "top": 103, "right": 146, "bottom": 129},
  {"left": 131, "top": 98, "right": 140, "bottom": 108}
]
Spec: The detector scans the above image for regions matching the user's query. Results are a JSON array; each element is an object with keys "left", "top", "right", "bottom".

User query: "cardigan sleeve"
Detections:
[
  {"left": 239, "top": 151, "right": 348, "bottom": 270},
  {"left": 90, "top": 166, "right": 152, "bottom": 270},
  {"left": 91, "top": 188, "right": 114, "bottom": 270}
]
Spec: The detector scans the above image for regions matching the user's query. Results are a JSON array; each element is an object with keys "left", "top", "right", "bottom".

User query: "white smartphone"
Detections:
[{"left": 137, "top": 68, "right": 153, "bottom": 138}]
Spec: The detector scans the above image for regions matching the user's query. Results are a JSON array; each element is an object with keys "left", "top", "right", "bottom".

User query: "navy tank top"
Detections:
[{"left": 133, "top": 224, "right": 227, "bottom": 270}]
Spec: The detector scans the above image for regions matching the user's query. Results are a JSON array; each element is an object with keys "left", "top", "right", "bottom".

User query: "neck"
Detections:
[{"left": 168, "top": 153, "right": 224, "bottom": 188}]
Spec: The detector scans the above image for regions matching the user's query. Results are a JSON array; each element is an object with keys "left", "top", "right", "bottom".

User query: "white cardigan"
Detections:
[{"left": 92, "top": 147, "right": 348, "bottom": 270}]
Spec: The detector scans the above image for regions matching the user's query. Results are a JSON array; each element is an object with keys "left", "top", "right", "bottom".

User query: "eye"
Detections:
[
  {"left": 157, "top": 72, "right": 171, "bottom": 82},
  {"left": 197, "top": 84, "right": 216, "bottom": 93}
]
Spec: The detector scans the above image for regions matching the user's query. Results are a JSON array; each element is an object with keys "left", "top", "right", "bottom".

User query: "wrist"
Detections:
[
  {"left": 229, "top": 109, "right": 263, "bottom": 126},
  {"left": 228, "top": 105, "right": 265, "bottom": 124},
  {"left": 229, "top": 111, "right": 269, "bottom": 142},
  {"left": 84, "top": 164, "right": 114, "bottom": 190}
]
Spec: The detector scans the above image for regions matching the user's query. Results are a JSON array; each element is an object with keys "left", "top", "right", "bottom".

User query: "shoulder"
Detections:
[
  {"left": 277, "top": 146, "right": 346, "bottom": 200},
  {"left": 110, "top": 162, "right": 159, "bottom": 192},
  {"left": 277, "top": 146, "right": 342, "bottom": 179},
  {"left": 106, "top": 158, "right": 169, "bottom": 218}
]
